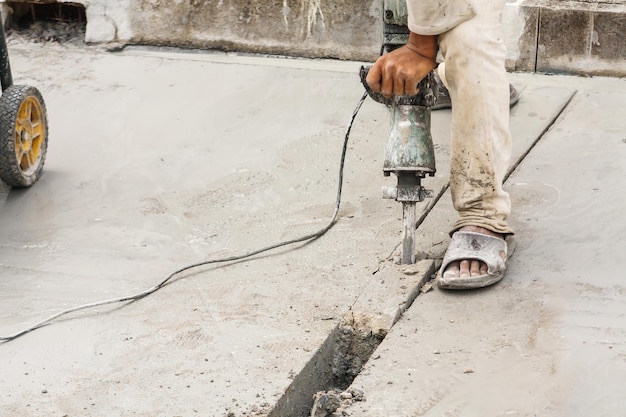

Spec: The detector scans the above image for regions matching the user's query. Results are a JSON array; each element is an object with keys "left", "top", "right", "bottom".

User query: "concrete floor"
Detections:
[{"left": 0, "top": 40, "right": 625, "bottom": 417}]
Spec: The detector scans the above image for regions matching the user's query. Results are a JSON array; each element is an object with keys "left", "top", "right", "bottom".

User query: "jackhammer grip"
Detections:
[{"left": 359, "top": 66, "right": 438, "bottom": 107}]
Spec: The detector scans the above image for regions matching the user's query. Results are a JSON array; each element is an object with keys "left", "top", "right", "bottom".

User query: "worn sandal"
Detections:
[{"left": 437, "top": 231, "right": 515, "bottom": 290}]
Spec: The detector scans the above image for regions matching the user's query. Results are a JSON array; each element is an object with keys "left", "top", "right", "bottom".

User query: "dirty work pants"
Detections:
[{"left": 436, "top": 0, "right": 514, "bottom": 235}]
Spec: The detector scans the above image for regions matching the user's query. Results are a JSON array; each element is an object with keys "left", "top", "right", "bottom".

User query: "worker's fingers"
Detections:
[
  {"left": 392, "top": 76, "right": 406, "bottom": 97},
  {"left": 367, "top": 48, "right": 432, "bottom": 98},
  {"left": 366, "top": 64, "right": 382, "bottom": 93},
  {"left": 380, "top": 69, "right": 394, "bottom": 98},
  {"left": 404, "top": 80, "right": 419, "bottom": 97}
]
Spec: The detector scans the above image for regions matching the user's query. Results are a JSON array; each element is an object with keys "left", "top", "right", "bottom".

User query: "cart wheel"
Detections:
[{"left": 0, "top": 85, "right": 49, "bottom": 188}]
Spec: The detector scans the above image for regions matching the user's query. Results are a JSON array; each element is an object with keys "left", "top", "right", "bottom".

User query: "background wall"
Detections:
[{"left": 1, "top": 0, "right": 624, "bottom": 76}]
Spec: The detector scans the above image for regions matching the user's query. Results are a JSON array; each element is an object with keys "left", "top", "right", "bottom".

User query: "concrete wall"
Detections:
[
  {"left": 503, "top": 0, "right": 626, "bottom": 77},
  {"left": 127, "top": 0, "right": 383, "bottom": 61},
  {"left": 0, "top": 0, "right": 384, "bottom": 61},
  {"left": 2, "top": 0, "right": 625, "bottom": 76}
]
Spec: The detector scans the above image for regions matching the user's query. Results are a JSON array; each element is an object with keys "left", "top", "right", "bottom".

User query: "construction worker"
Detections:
[{"left": 366, "top": 0, "right": 515, "bottom": 290}]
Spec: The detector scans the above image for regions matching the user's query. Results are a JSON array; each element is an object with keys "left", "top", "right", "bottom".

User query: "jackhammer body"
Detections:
[
  {"left": 360, "top": 67, "right": 438, "bottom": 264},
  {"left": 356, "top": 0, "right": 441, "bottom": 264}
]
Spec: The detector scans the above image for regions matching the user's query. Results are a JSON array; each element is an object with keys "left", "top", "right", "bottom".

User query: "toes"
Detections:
[
  {"left": 469, "top": 260, "right": 482, "bottom": 277},
  {"left": 442, "top": 259, "right": 489, "bottom": 279},
  {"left": 442, "top": 260, "right": 460, "bottom": 278},
  {"left": 459, "top": 260, "right": 471, "bottom": 278}
]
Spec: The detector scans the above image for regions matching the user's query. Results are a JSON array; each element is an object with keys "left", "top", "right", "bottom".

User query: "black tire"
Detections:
[{"left": 0, "top": 85, "right": 49, "bottom": 187}]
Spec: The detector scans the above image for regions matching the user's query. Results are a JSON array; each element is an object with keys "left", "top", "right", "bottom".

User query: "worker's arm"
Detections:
[{"left": 366, "top": 32, "right": 438, "bottom": 98}]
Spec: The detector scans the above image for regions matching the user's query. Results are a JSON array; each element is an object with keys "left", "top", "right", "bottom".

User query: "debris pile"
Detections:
[
  {"left": 7, "top": 20, "right": 85, "bottom": 45},
  {"left": 310, "top": 388, "right": 365, "bottom": 417}
]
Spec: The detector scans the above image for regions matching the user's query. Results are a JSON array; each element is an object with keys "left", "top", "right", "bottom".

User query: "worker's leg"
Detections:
[
  {"left": 436, "top": 0, "right": 515, "bottom": 284},
  {"left": 437, "top": 0, "right": 513, "bottom": 236}
]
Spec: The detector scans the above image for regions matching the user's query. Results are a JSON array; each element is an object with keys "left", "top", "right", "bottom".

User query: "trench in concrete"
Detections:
[
  {"left": 267, "top": 314, "right": 387, "bottom": 417},
  {"left": 268, "top": 261, "right": 437, "bottom": 417},
  {"left": 5, "top": 1, "right": 86, "bottom": 43}
]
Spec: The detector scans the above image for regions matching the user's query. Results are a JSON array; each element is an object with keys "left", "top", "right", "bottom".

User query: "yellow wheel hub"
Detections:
[{"left": 15, "top": 96, "right": 46, "bottom": 175}]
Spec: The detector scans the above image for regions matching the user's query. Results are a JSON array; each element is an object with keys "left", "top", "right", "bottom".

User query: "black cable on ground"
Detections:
[{"left": 0, "top": 91, "right": 369, "bottom": 343}]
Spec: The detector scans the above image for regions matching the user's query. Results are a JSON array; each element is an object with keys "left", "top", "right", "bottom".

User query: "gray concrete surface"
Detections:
[{"left": 0, "top": 39, "right": 624, "bottom": 417}]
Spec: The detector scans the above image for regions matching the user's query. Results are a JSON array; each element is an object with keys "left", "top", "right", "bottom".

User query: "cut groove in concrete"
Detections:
[{"left": 505, "top": 89, "right": 577, "bottom": 182}]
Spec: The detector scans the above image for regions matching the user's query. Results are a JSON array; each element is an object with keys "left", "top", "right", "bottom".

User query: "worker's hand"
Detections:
[{"left": 366, "top": 33, "right": 438, "bottom": 98}]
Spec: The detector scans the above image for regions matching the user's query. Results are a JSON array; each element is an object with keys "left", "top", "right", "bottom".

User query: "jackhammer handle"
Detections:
[{"left": 359, "top": 66, "right": 438, "bottom": 107}]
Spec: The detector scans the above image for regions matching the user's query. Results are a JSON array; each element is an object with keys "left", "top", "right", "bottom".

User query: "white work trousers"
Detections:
[{"left": 436, "top": 0, "right": 514, "bottom": 235}]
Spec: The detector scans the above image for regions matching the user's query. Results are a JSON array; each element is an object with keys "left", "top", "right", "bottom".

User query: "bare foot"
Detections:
[{"left": 442, "top": 226, "right": 505, "bottom": 279}]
